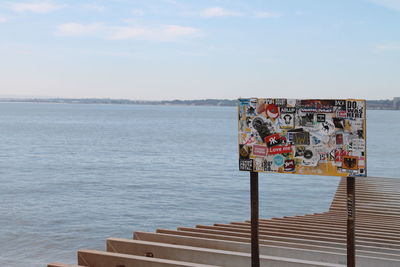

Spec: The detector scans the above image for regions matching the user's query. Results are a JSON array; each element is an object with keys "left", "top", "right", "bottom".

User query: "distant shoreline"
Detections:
[{"left": 0, "top": 97, "right": 399, "bottom": 110}]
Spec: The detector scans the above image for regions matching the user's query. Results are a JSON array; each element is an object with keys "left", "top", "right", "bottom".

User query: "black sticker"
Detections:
[
  {"left": 334, "top": 100, "right": 346, "bottom": 111},
  {"left": 304, "top": 150, "right": 313, "bottom": 159},
  {"left": 239, "top": 145, "right": 252, "bottom": 159},
  {"left": 295, "top": 146, "right": 305, "bottom": 157},
  {"left": 316, "top": 114, "right": 326, "bottom": 122},
  {"left": 239, "top": 159, "right": 253, "bottom": 171},
  {"left": 294, "top": 132, "right": 310, "bottom": 145},
  {"left": 252, "top": 117, "right": 272, "bottom": 140},
  {"left": 281, "top": 107, "right": 296, "bottom": 113},
  {"left": 333, "top": 118, "right": 344, "bottom": 129},
  {"left": 247, "top": 106, "right": 256, "bottom": 116},
  {"left": 300, "top": 113, "right": 314, "bottom": 126},
  {"left": 357, "top": 130, "right": 364, "bottom": 139}
]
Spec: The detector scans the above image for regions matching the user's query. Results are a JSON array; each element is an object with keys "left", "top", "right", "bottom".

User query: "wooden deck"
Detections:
[{"left": 48, "top": 176, "right": 400, "bottom": 267}]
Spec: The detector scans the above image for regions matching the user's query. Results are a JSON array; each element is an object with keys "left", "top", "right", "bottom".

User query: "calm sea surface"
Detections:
[{"left": 0, "top": 103, "right": 399, "bottom": 266}]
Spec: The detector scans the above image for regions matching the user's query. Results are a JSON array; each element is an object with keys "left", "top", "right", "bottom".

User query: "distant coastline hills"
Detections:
[{"left": 0, "top": 97, "right": 399, "bottom": 110}]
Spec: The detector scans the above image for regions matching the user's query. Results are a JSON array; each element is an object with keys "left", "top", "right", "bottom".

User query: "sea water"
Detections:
[{"left": 0, "top": 103, "right": 399, "bottom": 266}]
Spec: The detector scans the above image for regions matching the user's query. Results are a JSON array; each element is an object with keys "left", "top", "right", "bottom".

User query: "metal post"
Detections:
[
  {"left": 347, "top": 176, "right": 356, "bottom": 267},
  {"left": 250, "top": 171, "right": 260, "bottom": 267}
]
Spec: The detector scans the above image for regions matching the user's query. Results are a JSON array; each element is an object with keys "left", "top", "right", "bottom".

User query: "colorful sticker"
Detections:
[
  {"left": 281, "top": 113, "right": 295, "bottom": 128},
  {"left": 264, "top": 134, "right": 285, "bottom": 147},
  {"left": 253, "top": 145, "right": 267, "bottom": 156},
  {"left": 284, "top": 160, "right": 295, "bottom": 172},
  {"left": 294, "top": 132, "right": 310, "bottom": 145},
  {"left": 268, "top": 145, "right": 292, "bottom": 155},
  {"left": 238, "top": 98, "right": 367, "bottom": 177},
  {"left": 273, "top": 154, "right": 285, "bottom": 167},
  {"left": 342, "top": 156, "right": 359, "bottom": 170}
]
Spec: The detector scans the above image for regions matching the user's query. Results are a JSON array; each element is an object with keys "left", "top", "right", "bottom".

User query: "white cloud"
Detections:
[
  {"left": 132, "top": 8, "right": 144, "bottom": 16},
  {"left": 82, "top": 4, "right": 105, "bottom": 12},
  {"left": 108, "top": 24, "right": 199, "bottom": 41},
  {"left": 369, "top": 0, "right": 400, "bottom": 11},
  {"left": 107, "top": 27, "right": 146, "bottom": 40},
  {"left": 0, "top": 16, "right": 7, "bottom": 22},
  {"left": 376, "top": 42, "right": 400, "bottom": 51},
  {"left": 56, "top": 23, "right": 104, "bottom": 36},
  {"left": 56, "top": 22, "right": 199, "bottom": 41},
  {"left": 163, "top": 25, "right": 198, "bottom": 38},
  {"left": 10, "top": 1, "right": 65, "bottom": 13},
  {"left": 202, "top": 7, "right": 281, "bottom": 18},
  {"left": 254, "top": 11, "right": 281, "bottom": 18},
  {"left": 202, "top": 7, "right": 242, "bottom": 17}
]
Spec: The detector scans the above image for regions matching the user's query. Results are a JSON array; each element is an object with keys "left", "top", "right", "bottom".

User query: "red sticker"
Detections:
[
  {"left": 253, "top": 145, "right": 267, "bottom": 156},
  {"left": 267, "top": 145, "right": 292, "bottom": 155},
  {"left": 264, "top": 133, "right": 281, "bottom": 147},
  {"left": 284, "top": 160, "right": 295, "bottom": 172},
  {"left": 335, "top": 149, "right": 348, "bottom": 163},
  {"left": 337, "top": 110, "right": 347, "bottom": 118},
  {"left": 266, "top": 104, "right": 280, "bottom": 119}
]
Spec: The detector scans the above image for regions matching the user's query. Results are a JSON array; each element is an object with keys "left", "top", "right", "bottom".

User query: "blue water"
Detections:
[{"left": 0, "top": 103, "right": 399, "bottom": 266}]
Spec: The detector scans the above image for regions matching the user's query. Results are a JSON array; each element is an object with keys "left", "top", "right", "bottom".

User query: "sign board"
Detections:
[{"left": 238, "top": 98, "right": 366, "bottom": 177}]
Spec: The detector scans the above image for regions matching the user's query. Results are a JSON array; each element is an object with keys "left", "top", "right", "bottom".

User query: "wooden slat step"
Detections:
[
  {"left": 107, "top": 238, "right": 345, "bottom": 267},
  {"left": 154, "top": 229, "right": 400, "bottom": 261},
  {"left": 133, "top": 231, "right": 400, "bottom": 265},
  {"left": 77, "top": 249, "right": 217, "bottom": 267},
  {"left": 48, "top": 264, "right": 86, "bottom": 267}
]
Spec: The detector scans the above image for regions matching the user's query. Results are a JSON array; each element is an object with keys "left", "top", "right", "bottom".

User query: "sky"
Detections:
[{"left": 0, "top": 0, "right": 399, "bottom": 100}]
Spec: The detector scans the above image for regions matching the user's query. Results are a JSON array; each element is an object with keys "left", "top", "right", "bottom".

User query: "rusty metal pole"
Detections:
[
  {"left": 250, "top": 171, "right": 260, "bottom": 267},
  {"left": 347, "top": 176, "right": 356, "bottom": 267}
]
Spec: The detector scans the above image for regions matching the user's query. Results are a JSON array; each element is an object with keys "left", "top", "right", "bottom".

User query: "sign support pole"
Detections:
[
  {"left": 347, "top": 176, "right": 356, "bottom": 267},
  {"left": 250, "top": 171, "right": 260, "bottom": 267}
]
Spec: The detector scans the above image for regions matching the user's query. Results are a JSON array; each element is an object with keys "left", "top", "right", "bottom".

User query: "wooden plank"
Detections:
[
  {"left": 231, "top": 222, "right": 400, "bottom": 239},
  {"left": 47, "top": 264, "right": 86, "bottom": 267},
  {"left": 155, "top": 229, "right": 400, "bottom": 258},
  {"left": 156, "top": 229, "right": 347, "bottom": 253},
  {"left": 192, "top": 225, "right": 400, "bottom": 248},
  {"left": 77, "top": 249, "right": 217, "bottom": 267},
  {"left": 107, "top": 238, "right": 346, "bottom": 267},
  {"left": 215, "top": 223, "right": 400, "bottom": 242},
  {"left": 134, "top": 231, "right": 400, "bottom": 265}
]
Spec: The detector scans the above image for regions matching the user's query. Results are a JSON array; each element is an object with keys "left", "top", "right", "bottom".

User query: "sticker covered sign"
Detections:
[{"left": 238, "top": 98, "right": 366, "bottom": 177}]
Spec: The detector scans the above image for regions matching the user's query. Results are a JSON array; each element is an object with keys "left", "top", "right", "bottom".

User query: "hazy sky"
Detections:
[{"left": 0, "top": 0, "right": 399, "bottom": 100}]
